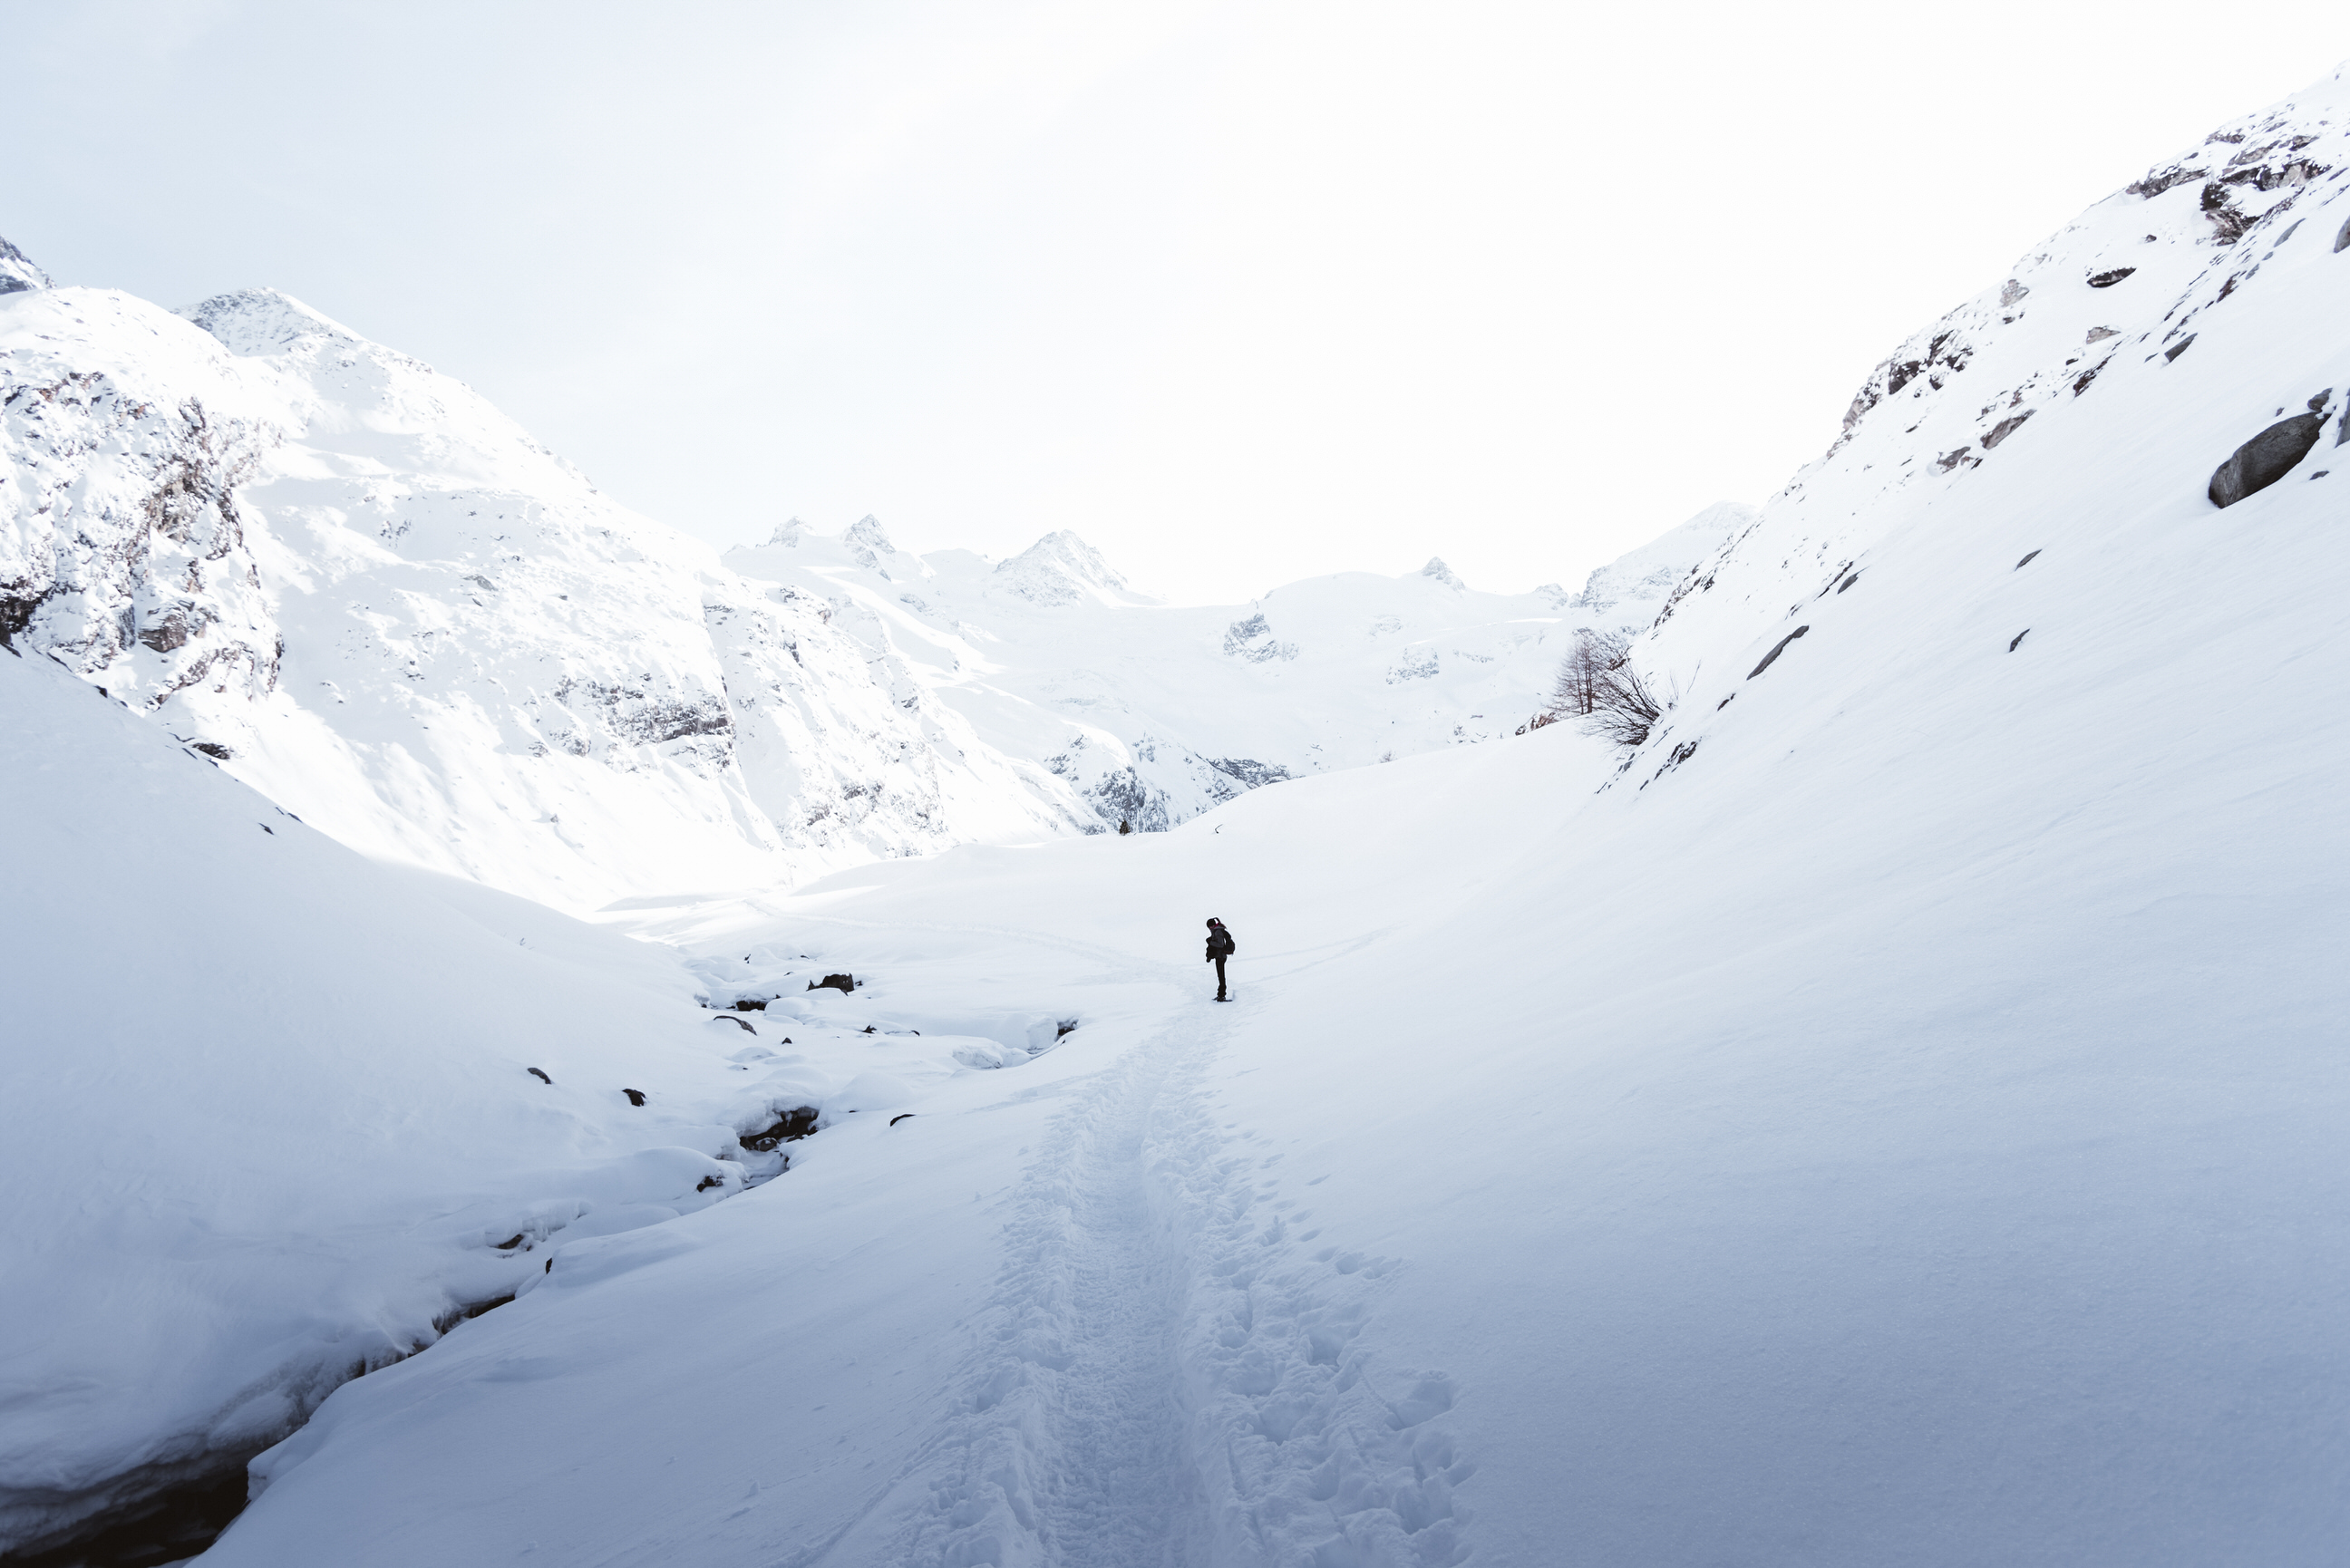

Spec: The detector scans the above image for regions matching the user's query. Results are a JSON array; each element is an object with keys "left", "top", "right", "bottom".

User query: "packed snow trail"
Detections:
[{"left": 889, "top": 1014, "right": 1214, "bottom": 1566}]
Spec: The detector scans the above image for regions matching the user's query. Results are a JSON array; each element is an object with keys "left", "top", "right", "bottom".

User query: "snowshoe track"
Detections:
[{"left": 889, "top": 987, "right": 1471, "bottom": 1568}]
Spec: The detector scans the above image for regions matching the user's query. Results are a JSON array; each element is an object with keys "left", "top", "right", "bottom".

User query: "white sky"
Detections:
[{"left": 9, "top": 3, "right": 2349, "bottom": 603}]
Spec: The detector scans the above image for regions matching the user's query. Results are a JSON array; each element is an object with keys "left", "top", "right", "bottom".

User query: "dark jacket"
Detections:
[{"left": 1206, "top": 927, "right": 1236, "bottom": 961}]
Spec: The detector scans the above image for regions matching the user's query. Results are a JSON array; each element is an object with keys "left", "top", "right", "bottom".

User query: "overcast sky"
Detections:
[{"left": 9, "top": 3, "right": 2348, "bottom": 603}]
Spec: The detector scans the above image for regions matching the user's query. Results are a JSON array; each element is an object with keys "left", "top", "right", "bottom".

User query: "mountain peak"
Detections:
[
  {"left": 767, "top": 518, "right": 805, "bottom": 547},
  {"left": 0, "top": 236, "right": 50, "bottom": 295},
  {"left": 178, "top": 288, "right": 365, "bottom": 357},
  {"left": 994, "top": 530, "right": 1129, "bottom": 605},
  {"left": 1420, "top": 557, "right": 1464, "bottom": 589}
]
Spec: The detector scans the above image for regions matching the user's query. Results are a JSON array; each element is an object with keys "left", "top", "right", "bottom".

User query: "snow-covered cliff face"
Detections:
[
  {"left": 0, "top": 283, "right": 1092, "bottom": 909},
  {"left": 724, "top": 508, "right": 1742, "bottom": 834}
]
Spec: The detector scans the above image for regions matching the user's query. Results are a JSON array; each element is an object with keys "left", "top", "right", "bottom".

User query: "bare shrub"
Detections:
[
  {"left": 1548, "top": 627, "right": 1668, "bottom": 746},
  {"left": 1549, "top": 628, "right": 1609, "bottom": 717}
]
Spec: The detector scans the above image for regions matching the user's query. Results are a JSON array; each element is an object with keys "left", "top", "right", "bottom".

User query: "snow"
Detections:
[
  {"left": 0, "top": 286, "right": 1094, "bottom": 913},
  {"left": 723, "top": 506, "right": 1736, "bottom": 835},
  {"left": 2, "top": 275, "right": 1727, "bottom": 908},
  {"left": 0, "top": 650, "right": 1081, "bottom": 1557},
  {"left": 8, "top": 61, "right": 2350, "bottom": 1568}
]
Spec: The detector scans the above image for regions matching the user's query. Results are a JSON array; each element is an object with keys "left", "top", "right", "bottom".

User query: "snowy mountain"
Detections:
[
  {"left": 0, "top": 284, "right": 1095, "bottom": 913},
  {"left": 0, "top": 268, "right": 1729, "bottom": 905},
  {"left": 11, "top": 59, "right": 2350, "bottom": 1568},
  {"left": 723, "top": 506, "right": 1744, "bottom": 833}
]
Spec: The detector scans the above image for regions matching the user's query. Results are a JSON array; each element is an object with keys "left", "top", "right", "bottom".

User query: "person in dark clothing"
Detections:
[{"left": 1204, "top": 917, "right": 1235, "bottom": 1001}]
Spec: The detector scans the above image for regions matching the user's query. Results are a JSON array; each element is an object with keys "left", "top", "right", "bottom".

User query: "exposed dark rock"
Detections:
[
  {"left": 138, "top": 609, "right": 195, "bottom": 653},
  {"left": 493, "top": 1234, "right": 524, "bottom": 1250},
  {"left": 1840, "top": 329, "right": 1973, "bottom": 435},
  {"left": 2209, "top": 413, "right": 2326, "bottom": 507},
  {"left": 709, "top": 1014, "right": 755, "bottom": 1033},
  {"left": 1747, "top": 626, "right": 1810, "bottom": 680},
  {"left": 1210, "top": 756, "right": 1290, "bottom": 790},
  {"left": 2201, "top": 182, "right": 2251, "bottom": 244},
  {"left": 2087, "top": 267, "right": 2137, "bottom": 288},
  {"left": 2126, "top": 162, "right": 2209, "bottom": 198},
  {"left": 740, "top": 1106, "right": 820, "bottom": 1152},
  {"left": 889, "top": 1114, "right": 916, "bottom": 1127},
  {"left": 0, "top": 588, "right": 49, "bottom": 651},
  {"left": 1983, "top": 411, "right": 2034, "bottom": 450},
  {"left": 1937, "top": 447, "right": 1974, "bottom": 472},
  {"left": 622, "top": 1089, "right": 646, "bottom": 1107},
  {"left": 733, "top": 999, "right": 765, "bottom": 1011},
  {"left": 2220, "top": 157, "right": 2326, "bottom": 191},
  {"left": 189, "top": 740, "right": 233, "bottom": 760},
  {"left": 1057, "top": 1019, "right": 1079, "bottom": 1037},
  {"left": 1837, "top": 573, "right": 1860, "bottom": 594},
  {"left": 527, "top": 1067, "right": 552, "bottom": 1084},
  {"left": 2015, "top": 550, "right": 2042, "bottom": 569},
  {"left": 2010, "top": 629, "right": 2031, "bottom": 652},
  {"left": 809, "top": 973, "right": 854, "bottom": 994},
  {"left": 2164, "top": 334, "right": 2197, "bottom": 363},
  {"left": 2335, "top": 213, "right": 2350, "bottom": 253},
  {"left": 695, "top": 1174, "right": 723, "bottom": 1191}
]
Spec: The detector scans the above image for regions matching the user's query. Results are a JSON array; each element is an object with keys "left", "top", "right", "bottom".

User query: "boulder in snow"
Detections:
[{"left": 2209, "top": 413, "right": 2325, "bottom": 508}]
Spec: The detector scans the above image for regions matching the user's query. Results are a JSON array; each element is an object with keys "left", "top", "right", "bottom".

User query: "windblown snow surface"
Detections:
[{"left": 6, "top": 63, "right": 2350, "bottom": 1568}]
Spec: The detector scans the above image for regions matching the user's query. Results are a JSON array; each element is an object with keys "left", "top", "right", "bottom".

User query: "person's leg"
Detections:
[{"left": 1215, "top": 955, "right": 1227, "bottom": 997}]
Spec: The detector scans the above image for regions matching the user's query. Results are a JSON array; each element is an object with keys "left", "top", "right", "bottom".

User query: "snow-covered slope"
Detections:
[
  {"left": 0, "top": 284, "right": 1092, "bottom": 913},
  {"left": 723, "top": 505, "right": 1746, "bottom": 832},
  {"left": 157, "top": 66, "right": 2350, "bottom": 1568},
  {"left": 0, "top": 645, "right": 1089, "bottom": 1562}
]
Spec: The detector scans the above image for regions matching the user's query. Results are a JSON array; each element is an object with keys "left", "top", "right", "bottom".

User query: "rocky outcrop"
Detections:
[
  {"left": 0, "top": 235, "right": 48, "bottom": 295},
  {"left": 1221, "top": 610, "right": 1296, "bottom": 662},
  {"left": 2209, "top": 411, "right": 2326, "bottom": 508}
]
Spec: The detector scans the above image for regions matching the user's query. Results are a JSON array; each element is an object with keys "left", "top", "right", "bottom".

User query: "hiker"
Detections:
[{"left": 1204, "top": 917, "right": 1236, "bottom": 1001}]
